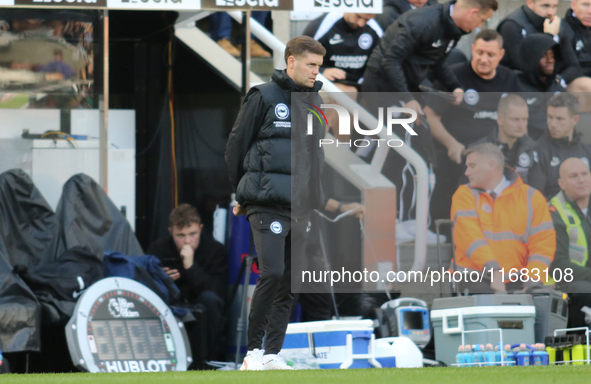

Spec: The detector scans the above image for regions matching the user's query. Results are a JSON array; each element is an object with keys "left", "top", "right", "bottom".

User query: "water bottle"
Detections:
[
  {"left": 473, "top": 344, "right": 484, "bottom": 366},
  {"left": 456, "top": 345, "right": 466, "bottom": 367},
  {"left": 516, "top": 344, "right": 530, "bottom": 366},
  {"left": 504, "top": 344, "right": 515, "bottom": 366},
  {"left": 532, "top": 344, "right": 543, "bottom": 366},
  {"left": 495, "top": 343, "right": 506, "bottom": 366},
  {"left": 572, "top": 343, "right": 585, "bottom": 365},
  {"left": 464, "top": 345, "right": 475, "bottom": 366},
  {"left": 539, "top": 343, "right": 549, "bottom": 366},
  {"left": 484, "top": 344, "right": 496, "bottom": 366}
]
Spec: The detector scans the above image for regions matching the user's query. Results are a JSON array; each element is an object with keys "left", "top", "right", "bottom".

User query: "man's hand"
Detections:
[
  {"left": 544, "top": 16, "right": 561, "bottom": 36},
  {"left": 447, "top": 141, "right": 465, "bottom": 164},
  {"left": 340, "top": 202, "right": 365, "bottom": 219},
  {"left": 490, "top": 270, "right": 506, "bottom": 292},
  {"left": 404, "top": 99, "right": 424, "bottom": 116},
  {"left": 452, "top": 88, "right": 464, "bottom": 105},
  {"left": 233, "top": 203, "right": 246, "bottom": 216},
  {"left": 163, "top": 267, "right": 181, "bottom": 281},
  {"left": 180, "top": 244, "right": 194, "bottom": 270},
  {"left": 322, "top": 68, "right": 347, "bottom": 81}
]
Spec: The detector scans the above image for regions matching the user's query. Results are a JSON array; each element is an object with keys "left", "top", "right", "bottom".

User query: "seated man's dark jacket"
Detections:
[
  {"left": 550, "top": 192, "right": 591, "bottom": 283},
  {"left": 560, "top": 8, "right": 591, "bottom": 78},
  {"left": 528, "top": 130, "right": 591, "bottom": 200},
  {"left": 147, "top": 234, "right": 227, "bottom": 303},
  {"left": 461, "top": 128, "right": 536, "bottom": 184}
]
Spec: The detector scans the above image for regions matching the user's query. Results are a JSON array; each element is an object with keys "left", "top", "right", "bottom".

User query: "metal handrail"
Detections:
[{"left": 226, "top": 11, "right": 429, "bottom": 272}]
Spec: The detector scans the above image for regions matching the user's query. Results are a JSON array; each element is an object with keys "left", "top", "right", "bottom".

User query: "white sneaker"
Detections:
[
  {"left": 263, "top": 354, "right": 294, "bottom": 370},
  {"left": 240, "top": 349, "right": 264, "bottom": 371}
]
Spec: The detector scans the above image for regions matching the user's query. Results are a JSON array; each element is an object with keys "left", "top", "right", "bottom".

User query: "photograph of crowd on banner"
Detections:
[{"left": 0, "top": 11, "right": 95, "bottom": 109}]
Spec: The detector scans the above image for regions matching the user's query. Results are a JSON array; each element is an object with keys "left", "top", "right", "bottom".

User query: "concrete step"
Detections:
[{"left": 250, "top": 57, "right": 274, "bottom": 82}]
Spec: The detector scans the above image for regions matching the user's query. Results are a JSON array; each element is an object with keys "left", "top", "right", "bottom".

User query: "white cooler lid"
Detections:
[
  {"left": 431, "top": 305, "right": 536, "bottom": 319},
  {"left": 287, "top": 319, "right": 374, "bottom": 334}
]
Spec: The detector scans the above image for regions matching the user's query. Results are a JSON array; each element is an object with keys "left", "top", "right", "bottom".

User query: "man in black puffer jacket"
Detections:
[
  {"left": 561, "top": 0, "right": 591, "bottom": 77},
  {"left": 517, "top": 33, "right": 566, "bottom": 140},
  {"left": 363, "top": 0, "right": 497, "bottom": 116},
  {"left": 225, "top": 36, "right": 326, "bottom": 371}
]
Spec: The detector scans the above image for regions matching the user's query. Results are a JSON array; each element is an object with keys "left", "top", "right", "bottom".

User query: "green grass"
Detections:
[
  {"left": 0, "top": 94, "right": 29, "bottom": 109},
  {"left": 2, "top": 365, "right": 591, "bottom": 384}
]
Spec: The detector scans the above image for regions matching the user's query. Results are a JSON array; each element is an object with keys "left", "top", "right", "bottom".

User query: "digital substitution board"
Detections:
[{"left": 66, "top": 277, "right": 192, "bottom": 373}]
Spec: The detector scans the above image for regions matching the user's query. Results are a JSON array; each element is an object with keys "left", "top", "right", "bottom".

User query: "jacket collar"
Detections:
[
  {"left": 470, "top": 167, "right": 522, "bottom": 196},
  {"left": 443, "top": 1, "right": 467, "bottom": 37},
  {"left": 272, "top": 69, "right": 323, "bottom": 93},
  {"left": 558, "top": 190, "right": 591, "bottom": 220},
  {"left": 522, "top": 5, "right": 546, "bottom": 31},
  {"left": 544, "top": 130, "right": 583, "bottom": 147},
  {"left": 486, "top": 127, "right": 532, "bottom": 149},
  {"left": 566, "top": 8, "right": 591, "bottom": 32}
]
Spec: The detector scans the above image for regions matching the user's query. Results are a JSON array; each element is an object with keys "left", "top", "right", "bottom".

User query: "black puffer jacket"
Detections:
[
  {"left": 561, "top": 8, "right": 591, "bottom": 77},
  {"left": 375, "top": 0, "right": 438, "bottom": 31},
  {"left": 225, "top": 70, "right": 325, "bottom": 213},
  {"left": 364, "top": 1, "right": 465, "bottom": 102}
]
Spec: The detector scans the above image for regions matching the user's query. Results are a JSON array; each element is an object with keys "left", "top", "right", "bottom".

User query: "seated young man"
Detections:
[{"left": 147, "top": 204, "right": 228, "bottom": 362}]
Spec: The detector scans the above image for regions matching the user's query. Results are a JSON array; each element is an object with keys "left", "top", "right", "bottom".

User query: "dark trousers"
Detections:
[
  {"left": 185, "top": 290, "right": 225, "bottom": 363},
  {"left": 247, "top": 212, "right": 309, "bottom": 354},
  {"left": 194, "top": 290, "right": 224, "bottom": 359}
]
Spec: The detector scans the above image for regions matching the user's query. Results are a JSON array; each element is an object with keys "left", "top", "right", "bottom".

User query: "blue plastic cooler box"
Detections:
[{"left": 283, "top": 320, "right": 379, "bottom": 369}]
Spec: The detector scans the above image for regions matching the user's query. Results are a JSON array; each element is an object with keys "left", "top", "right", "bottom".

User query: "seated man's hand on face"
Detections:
[
  {"left": 180, "top": 244, "right": 195, "bottom": 270},
  {"left": 163, "top": 267, "right": 181, "bottom": 281}
]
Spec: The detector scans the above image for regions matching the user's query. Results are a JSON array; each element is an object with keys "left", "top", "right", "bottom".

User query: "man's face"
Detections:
[
  {"left": 572, "top": 0, "right": 591, "bottom": 27},
  {"left": 471, "top": 38, "right": 504, "bottom": 78},
  {"left": 559, "top": 160, "right": 591, "bottom": 201},
  {"left": 408, "top": 0, "right": 429, "bottom": 7},
  {"left": 169, "top": 222, "right": 203, "bottom": 252},
  {"left": 547, "top": 106, "right": 578, "bottom": 139},
  {"left": 465, "top": 152, "right": 494, "bottom": 189},
  {"left": 498, "top": 105, "right": 529, "bottom": 139},
  {"left": 539, "top": 49, "right": 555, "bottom": 76},
  {"left": 527, "top": 0, "right": 558, "bottom": 18},
  {"left": 288, "top": 52, "right": 323, "bottom": 88},
  {"left": 343, "top": 13, "right": 375, "bottom": 29},
  {"left": 458, "top": 8, "right": 494, "bottom": 32}
]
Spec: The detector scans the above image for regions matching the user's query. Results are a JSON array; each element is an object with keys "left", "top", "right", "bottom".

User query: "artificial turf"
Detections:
[{"left": 2, "top": 365, "right": 591, "bottom": 384}]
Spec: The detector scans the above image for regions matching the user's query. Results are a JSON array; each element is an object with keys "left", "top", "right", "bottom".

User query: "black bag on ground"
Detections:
[{"left": 14, "top": 246, "right": 103, "bottom": 324}]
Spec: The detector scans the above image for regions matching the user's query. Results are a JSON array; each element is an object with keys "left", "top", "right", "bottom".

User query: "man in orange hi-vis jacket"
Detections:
[{"left": 451, "top": 142, "right": 556, "bottom": 293}]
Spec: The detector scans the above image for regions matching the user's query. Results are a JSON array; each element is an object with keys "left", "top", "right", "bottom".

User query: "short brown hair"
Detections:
[
  {"left": 169, "top": 204, "right": 201, "bottom": 229},
  {"left": 475, "top": 29, "right": 503, "bottom": 48},
  {"left": 462, "top": 142, "right": 505, "bottom": 169},
  {"left": 284, "top": 36, "right": 326, "bottom": 64},
  {"left": 548, "top": 92, "right": 579, "bottom": 116},
  {"left": 498, "top": 94, "right": 527, "bottom": 116},
  {"left": 459, "top": 0, "right": 498, "bottom": 12}
]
